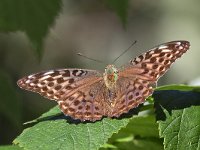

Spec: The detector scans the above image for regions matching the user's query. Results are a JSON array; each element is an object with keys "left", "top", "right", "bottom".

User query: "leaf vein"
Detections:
[
  {"left": 176, "top": 109, "right": 185, "bottom": 149},
  {"left": 70, "top": 134, "right": 75, "bottom": 150},
  {"left": 102, "top": 119, "right": 106, "bottom": 141},
  {"left": 162, "top": 115, "right": 180, "bottom": 135},
  {"left": 105, "top": 122, "right": 117, "bottom": 130},
  {"left": 86, "top": 125, "right": 91, "bottom": 150},
  {"left": 197, "top": 133, "right": 200, "bottom": 150}
]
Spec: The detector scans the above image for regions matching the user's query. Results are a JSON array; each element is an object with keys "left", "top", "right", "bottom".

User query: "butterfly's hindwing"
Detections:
[
  {"left": 110, "top": 78, "right": 153, "bottom": 117},
  {"left": 58, "top": 81, "right": 106, "bottom": 121}
]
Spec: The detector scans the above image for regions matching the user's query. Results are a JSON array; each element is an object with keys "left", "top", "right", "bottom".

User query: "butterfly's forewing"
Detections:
[
  {"left": 111, "top": 41, "right": 190, "bottom": 116},
  {"left": 121, "top": 41, "right": 190, "bottom": 81},
  {"left": 17, "top": 69, "right": 106, "bottom": 121}
]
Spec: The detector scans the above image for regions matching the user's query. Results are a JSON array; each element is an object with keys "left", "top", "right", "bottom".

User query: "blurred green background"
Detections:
[{"left": 0, "top": 0, "right": 199, "bottom": 145}]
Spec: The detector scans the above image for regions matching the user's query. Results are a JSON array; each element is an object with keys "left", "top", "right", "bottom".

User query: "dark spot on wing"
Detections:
[
  {"left": 74, "top": 100, "right": 80, "bottom": 106},
  {"left": 72, "top": 70, "right": 79, "bottom": 76},
  {"left": 150, "top": 57, "right": 156, "bottom": 63},
  {"left": 48, "top": 82, "right": 54, "bottom": 87},
  {"left": 69, "top": 78, "right": 74, "bottom": 84},
  {"left": 153, "top": 64, "right": 159, "bottom": 69},
  {"left": 62, "top": 70, "right": 70, "bottom": 77},
  {"left": 57, "top": 77, "right": 65, "bottom": 84},
  {"left": 47, "top": 77, "right": 54, "bottom": 81},
  {"left": 51, "top": 71, "right": 60, "bottom": 77},
  {"left": 55, "top": 85, "right": 62, "bottom": 90}
]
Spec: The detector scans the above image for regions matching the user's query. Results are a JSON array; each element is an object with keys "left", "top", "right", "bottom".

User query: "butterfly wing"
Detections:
[
  {"left": 17, "top": 69, "right": 106, "bottom": 121},
  {"left": 110, "top": 41, "right": 190, "bottom": 117},
  {"left": 106, "top": 77, "right": 153, "bottom": 117},
  {"left": 120, "top": 41, "right": 190, "bottom": 81},
  {"left": 17, "top": 41, "right": 190, "bottom": 121}
]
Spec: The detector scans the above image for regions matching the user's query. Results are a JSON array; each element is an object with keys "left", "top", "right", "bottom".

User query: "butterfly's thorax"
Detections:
[{"left": 103, "top": 64, "right": 118, "bottom": 90}]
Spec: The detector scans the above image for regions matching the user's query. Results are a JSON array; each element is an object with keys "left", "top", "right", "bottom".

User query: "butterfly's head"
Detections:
[{"left": 104, "top": 64, "right": 118, "bottom": 89}]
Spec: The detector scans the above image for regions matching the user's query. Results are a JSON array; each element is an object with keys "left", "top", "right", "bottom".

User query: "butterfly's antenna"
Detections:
[
  {"left": 112, "top": 40, "right": 137, "bottom": 64},
  {"left": 77, "top": 53, "right": 103, "bottom": 64}
]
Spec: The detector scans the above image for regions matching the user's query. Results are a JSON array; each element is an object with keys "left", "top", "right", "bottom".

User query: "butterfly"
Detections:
[{"left": 17, "top": 41, "right": 190, "bottom": 122}]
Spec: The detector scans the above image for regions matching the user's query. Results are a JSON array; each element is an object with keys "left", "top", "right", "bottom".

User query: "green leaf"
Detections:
[
  {"left": 0, "top": 70, "right": 22, "bottom": 127},
  {"left": 0, "top": 145, "right": 23, "bottom": 150},
  {"left": 156, "top": 84, "right": 200, "bottom": 92},
  {"left": 158, "top": 106, "right": 200, "bottom": 150},
  {"left": 23, "top": 105, "right": 62, "bottom": 125},
  {"left": 153, "top": 86, "right": 200, "bottom": 150},
  {"left": 153, "top": 89, "right": 200, "bottom": 121},
  {"left": 104, "top": 115, "right": 163, "bottom": 150},
  {"left": 104, "top": 0, "right": 129, "bottom": 27},
  {"left": 107, "top": 137, "right": 164, "bottom": 150},
  {"left": 119, "top": 115, "right": 160, "bottom": 138},
  {"left": 0, "top": 0, "right": 62, "bottom": 59},
  {"left": 13, "top": 106, "right": 132, "bottom": 150}
]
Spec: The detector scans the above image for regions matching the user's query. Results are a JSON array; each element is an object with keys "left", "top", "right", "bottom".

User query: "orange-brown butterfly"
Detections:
[{"left": 17, "top": 41, "right": 190, "bottom": 121}]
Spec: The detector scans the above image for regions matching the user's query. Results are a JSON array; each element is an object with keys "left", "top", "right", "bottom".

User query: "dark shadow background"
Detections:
[{"left": 0, "top": 0, "right": 199, "bottom": 145}]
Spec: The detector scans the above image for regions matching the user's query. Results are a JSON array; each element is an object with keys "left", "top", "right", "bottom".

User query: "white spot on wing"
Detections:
[
  {"left": 30, "top": 83, "right": 35, "bottom": 86},
  {"left": 149, "top": 51, "right": 155, "bottom": 54},
  {"left": 178, "top": 46, "right": 183, "bottom": 49},
  {"left": 159, "top": 45, "right": 168, "bottom": 49},
  {"left": 28, "top": 75, "right": 34, "bottom": 79},
  {"left": 135, "top": 57, "right": 141, "bottom": 62},
  {"left": 37, "top": 84, "right": 43, "bottom": 87},
  {"left": 54, "top": 95, "right": 59, "bottom": 99},
  {"left": 59, "top": 71, "right": 66, "bottom": 74},
  {"left": 61, "top": 104, "right": 67, "bottom": 110},
  {"left": 25, "top": 80, "right": 31, "bottom": 84},
  {"left": 40, "top": 75, "right": 51, "bottom": 80},
  {"left": 43, "top": 71, "right": 54, "bottom": 75},
  {"left": 175, "top": 51, "right": 180, "bottom": 55},
  {"left": 176, "top": 42, "right": 181, "bottom": 45},
  {"left": 160, "top": 49, "right": 171, "bottom": 52}
]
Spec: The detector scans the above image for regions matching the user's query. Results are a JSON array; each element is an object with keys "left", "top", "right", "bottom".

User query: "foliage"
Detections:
[
  {"left": 13, "top": 106, "right": 130, "bottom": 150},
  {"left": 104, "top": 0, "right": 129, "bottom": 27},
  {"left": 0, "top": 70, "right": 22, "bottom": 127},
  {"left": 154, "top": 88, "right": 200, "bottom": 150},
  {"left": 0, "top": 0, "right": 62, "bottom": 60},
  {"left": 0, "top": 0, "right": 128, "bottom": 60},
  {"left": 0, "top": 145, "right": 22, "bottom": 150},
  {"left": 10, "top": 85, "right": 200, "bottom": 150}
]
